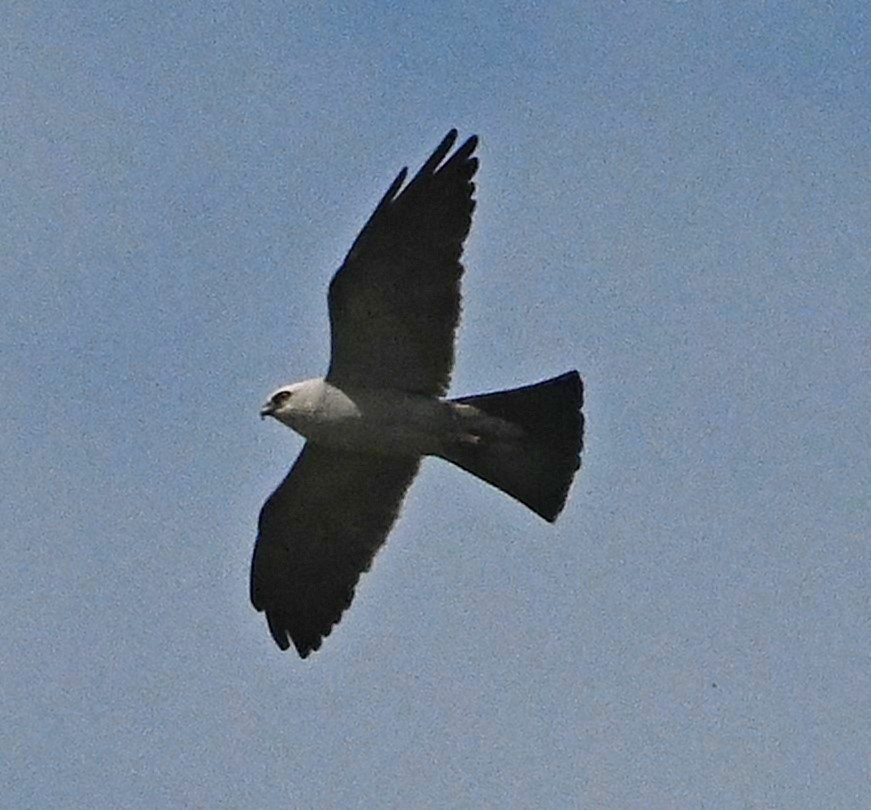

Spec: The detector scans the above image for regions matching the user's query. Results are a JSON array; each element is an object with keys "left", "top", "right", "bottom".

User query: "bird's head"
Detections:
[{"left": 260, "top": 385, "right": 298, "bottom": 421}]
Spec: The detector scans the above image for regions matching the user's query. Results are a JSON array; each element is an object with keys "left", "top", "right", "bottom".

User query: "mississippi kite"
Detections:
[{"left": 252, "top": 130, "right": 584, "bottom": 658}]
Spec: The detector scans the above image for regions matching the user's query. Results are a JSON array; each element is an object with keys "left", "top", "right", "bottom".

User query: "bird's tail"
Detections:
[{"left": 442, "top": 371, "right": 583, "bottom": 522}]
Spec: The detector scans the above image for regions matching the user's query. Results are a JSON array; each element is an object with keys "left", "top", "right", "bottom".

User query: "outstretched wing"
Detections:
[
  {"left": 326, "top": 130, "right": 479, "bottom": 396},
  {"left": 251, "top": 445, "right": 420, "bottom": 657}
]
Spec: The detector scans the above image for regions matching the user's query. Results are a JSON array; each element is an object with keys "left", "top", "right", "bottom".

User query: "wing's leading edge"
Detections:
[
  {"left": 251, "top": 445, "right": 420, "bottom": 657},
  {"left": 327, "top": 130, "right": 479, "bottom": 396}
]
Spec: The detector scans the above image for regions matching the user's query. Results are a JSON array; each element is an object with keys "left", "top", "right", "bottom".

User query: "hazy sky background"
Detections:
[{"left": 3, "top": 2, "right": 869, "bottom": 807}]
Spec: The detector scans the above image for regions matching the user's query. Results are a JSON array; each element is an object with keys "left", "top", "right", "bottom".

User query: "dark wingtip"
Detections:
[
  {"left": 441, "top": 134, "right": 479, "bottom": 178},
  {"left": 267, "top": 616, "right": 291, "bottom": 651},
  {"left": 292, "top": 634, "right": 322, "bottom": 659},
  {"left": 458, "top": 133, "right": 479, "bottom": 156},
  {"left": 266, "top": 612, "right": 324, "bottom": 658},
  {"left": 443, "top": 127, "right": 459, "bottom": 146},
  {"left": 420, "top": 130, "right": 459, "bottom": 176},
  {"left": 444, "top": 130, "right": 480, "bottom": 162}
]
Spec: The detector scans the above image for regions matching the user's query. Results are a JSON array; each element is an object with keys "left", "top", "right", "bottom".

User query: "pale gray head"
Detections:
[{"left": 259, "top": 385, "right": 297, "bottom": 421}]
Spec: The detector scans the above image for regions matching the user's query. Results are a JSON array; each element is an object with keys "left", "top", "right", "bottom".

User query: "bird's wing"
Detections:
[
  {"left": 250, "top": 444, "right": 420, "bottom": 657},
  {"left": 326, "top": 130, "right": 479, "bottom": 396}
]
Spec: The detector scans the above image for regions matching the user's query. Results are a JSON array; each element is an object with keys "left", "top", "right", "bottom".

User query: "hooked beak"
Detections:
[{"left": 259, "top": 402, "right": 274, "bottom": 420}]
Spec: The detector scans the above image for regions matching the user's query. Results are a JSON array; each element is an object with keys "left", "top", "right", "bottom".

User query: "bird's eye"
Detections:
[{"left": 272, "top": 390, "right": 292, "bottom": 406}]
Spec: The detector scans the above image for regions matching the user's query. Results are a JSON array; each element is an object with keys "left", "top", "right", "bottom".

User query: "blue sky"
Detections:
[{"left": 2, "top": 2, "right": 869, "bottom": 807}]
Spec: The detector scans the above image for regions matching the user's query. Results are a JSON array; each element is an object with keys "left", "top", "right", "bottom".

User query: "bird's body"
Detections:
[
  {"left": 252, "top": 130, "right": 584, "bottom": 658},
  {"left": 262, "top": 378, "right": 524, "bottom": 458},
  {"left": 263, "top": 379, "right": 458, "bottom": 456}
]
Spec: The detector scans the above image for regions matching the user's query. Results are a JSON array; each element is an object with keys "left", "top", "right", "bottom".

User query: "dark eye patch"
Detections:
[{"left": 272, "top": 390, "right": 292, "bottom": 406}]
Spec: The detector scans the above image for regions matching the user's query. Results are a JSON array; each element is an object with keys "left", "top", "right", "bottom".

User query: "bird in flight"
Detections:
[{"left": 252, "top": 130, "right": 584, "bottom": 658}]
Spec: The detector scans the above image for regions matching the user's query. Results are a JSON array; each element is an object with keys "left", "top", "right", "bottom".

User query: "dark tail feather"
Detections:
[{"left": 444, "top": 371, "right": 584, "bottom": 522}]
